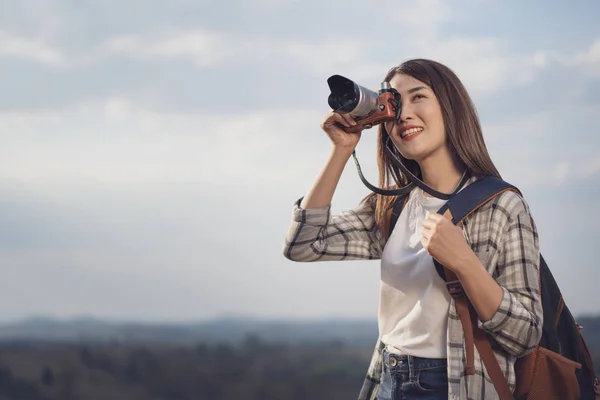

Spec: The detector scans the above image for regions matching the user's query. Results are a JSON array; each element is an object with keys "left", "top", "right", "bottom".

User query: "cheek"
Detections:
[
  {"left": 388, "top": 135, "right": 402, "bottom": 151},
  {"left": 422, "top": 107, "right": 444, "bottom": 127},
  {"left": 421, "top": 107, "right": 445, "bottom": 137}
]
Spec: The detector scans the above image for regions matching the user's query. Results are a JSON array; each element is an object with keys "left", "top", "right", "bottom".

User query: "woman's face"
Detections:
[{"left": 385, "top": 73, "right": 448, "bottom": 164}]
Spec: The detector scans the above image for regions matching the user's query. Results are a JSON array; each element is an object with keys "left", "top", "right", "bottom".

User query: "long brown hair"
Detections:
[{"left": 363, "top": 59, "right": 502, "bottom": 235}]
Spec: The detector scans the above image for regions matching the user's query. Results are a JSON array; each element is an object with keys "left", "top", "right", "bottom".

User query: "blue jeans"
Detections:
[{"left": 377, "top": 349, "right": 448, "bottom": 400}]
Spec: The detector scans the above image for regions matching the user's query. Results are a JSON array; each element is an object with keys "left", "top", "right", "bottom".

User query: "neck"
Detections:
[{"left": 418, "top": 153, "right": 464, "bottom": 196}]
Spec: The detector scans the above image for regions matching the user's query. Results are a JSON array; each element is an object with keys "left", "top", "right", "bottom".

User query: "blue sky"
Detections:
[{"left": 0, "top": 0, "right": 599, "bottom": 322}]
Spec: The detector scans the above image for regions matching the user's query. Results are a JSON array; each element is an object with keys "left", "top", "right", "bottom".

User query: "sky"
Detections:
[{"left": 0, "top": 0, "right": 599, "bottom": 323}]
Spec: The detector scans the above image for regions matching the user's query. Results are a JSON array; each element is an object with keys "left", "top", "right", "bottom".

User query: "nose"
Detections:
[{"left": 399, "top": 102, "right": 413, "bottom": 122}]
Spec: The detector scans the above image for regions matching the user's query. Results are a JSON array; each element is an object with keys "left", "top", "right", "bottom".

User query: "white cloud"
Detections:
[
  {"left": 102, "top": 29, "right": 375, "bottom": 77},
  {"left": 0, "top": 102, "right": 326, "bottom": 184},
  {"left": 574, "top": 156, "right": 600, "bottom": 180},
  {"left": 95, "top": 27, "right": 551, "bottom": 98},
  {"left": 483, "top": 110, "right": 555, "bottom": 141},
  {"left": 405, "top": 36, "right": 550, "bottom": 96},
  {"left": 249, "top": 0, "right": 303, "bottom": 8},
  {"left": 0, "top": 30, "right": 63, "bottom": 65},
  {"left": 104, "top": 98, "right": 133, "bottom": 121},
  {"left": 386, "top": 0, "right": 451, "bottom": 41},
  {"left": 481, "top": 105, "right": 600, "bottom": 190},
  {"left": 105, "top": 30, "right": 228, "bottom": 68},
  {"left": 553, "top": 161, "right": 570, "bottom": 183},
  {"left": 566, "top": 37, "right": 600, "bottom": 76}
]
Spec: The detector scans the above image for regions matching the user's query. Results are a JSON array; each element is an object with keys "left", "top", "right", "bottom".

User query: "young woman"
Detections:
[{"left": 283, "top": 59, "right": 543, "bottom": 400}]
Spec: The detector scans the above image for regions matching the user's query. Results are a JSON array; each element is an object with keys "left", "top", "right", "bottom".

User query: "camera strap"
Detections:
[
  {"left": 351, "top": 150, "right": 415, "bottom": 196},
  {"left": 351, "top": 146, "right": 469, "bottom": 200}
]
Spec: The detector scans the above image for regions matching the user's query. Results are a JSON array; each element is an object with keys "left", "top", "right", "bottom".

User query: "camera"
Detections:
[{"left": 326, "top": 75, "right": 400, "bottom": 133}]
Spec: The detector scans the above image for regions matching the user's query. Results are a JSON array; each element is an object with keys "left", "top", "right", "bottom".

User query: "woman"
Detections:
[{"left": 282, "top": 59, "right": 543, "bottom": 400}]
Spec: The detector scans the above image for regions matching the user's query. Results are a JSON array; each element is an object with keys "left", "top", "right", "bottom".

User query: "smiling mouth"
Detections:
[{"left": 401, "top": 127, "right": 424, "bottom": 139}]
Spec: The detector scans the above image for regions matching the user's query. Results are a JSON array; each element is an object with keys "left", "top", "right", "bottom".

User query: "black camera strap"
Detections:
[
  {"left": 385, "top": 146, "right": 469, "bottom": 200},
  {"left": 351, "top": 149, "right": 468, "bottom": 199},
  {"left": 351, "top": 150, "right": 416, "bottom": 196}
]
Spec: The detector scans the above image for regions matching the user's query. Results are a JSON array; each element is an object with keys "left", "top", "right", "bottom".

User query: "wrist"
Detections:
[
  {"left": 454, "top": 250, "right": 482, "bottom": 278},
  {"left": 330, "top": 146, "right": 355, "bottom": 160}
]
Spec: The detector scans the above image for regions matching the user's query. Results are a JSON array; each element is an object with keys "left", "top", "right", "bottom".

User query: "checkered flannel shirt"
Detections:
[{"left": 283, "top": 177, "right": 543, "bottom": 400}]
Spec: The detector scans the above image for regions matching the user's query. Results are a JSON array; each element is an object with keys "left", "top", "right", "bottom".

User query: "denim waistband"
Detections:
[{"left": 382, "top": 348, "right": 447, "bottom": 373}]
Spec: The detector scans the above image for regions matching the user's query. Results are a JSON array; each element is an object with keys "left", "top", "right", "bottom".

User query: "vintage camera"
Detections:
[{"left": 326, "top": 75, "right": 400, "bottom": 133}]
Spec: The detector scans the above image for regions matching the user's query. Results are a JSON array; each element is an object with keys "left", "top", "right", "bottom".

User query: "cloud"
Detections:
[
  {"left": 388, "top": 0, "right": 451, "bottom": 41},
  {"left": 104, "top": 30, "right": 229, "bottom": 68},
  {"left": 0, "top": 102, "right": 328, "bottom": 185},
  {"left": 480, "top": 102, "right": 600, "bottom": 189},
  {"left": 100, "top": 29, "right": 375, "bottom": 78},
  {"left": 564, "top": 37, "right": 600, "bottom": 77},
  {"left": 0, "top": 31, "right": 63, "bottom": 65}
]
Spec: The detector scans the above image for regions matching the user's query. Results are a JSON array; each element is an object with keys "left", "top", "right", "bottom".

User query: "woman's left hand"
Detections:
[{"left": 421, "top": 211, "right": 474, "bottom": 274}]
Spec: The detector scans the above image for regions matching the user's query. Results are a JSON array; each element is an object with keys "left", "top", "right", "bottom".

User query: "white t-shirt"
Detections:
[{"left": 378, "top": 186, "right": 452, "bottom": 359}]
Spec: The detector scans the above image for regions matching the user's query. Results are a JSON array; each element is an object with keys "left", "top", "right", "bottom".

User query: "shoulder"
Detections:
[
  {"left": 462, "top": 179, "right": 539, "bottom": 258},
  {"left": 488, "top": 189, "right": 533, "bottom": 221},
  {"left": 463, "top": 179, "right": 538, "bottom": 241},
  {"left": 461, "top": 176, "right": 537, "bottom": 227},
  {"left": 462, "top": 176, "right": 533, "bottom": 221}
]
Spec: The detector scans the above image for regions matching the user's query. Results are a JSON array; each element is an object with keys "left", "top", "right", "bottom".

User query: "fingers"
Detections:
[
  {"left": 424, "top": 211, "right": 444, "bottom": 222},
  {"left": 422, "top": 212, "right": 438, "bottom": 230},
  {"left": 338, "top": 113, "right": 357, "bottom": 127},
  {"left": 422, "top": 218, "right": 434, "bottom": 231},
  {"left": 323, "top": 111, "right": 356, "bottom": 129},
  {"left": 420, "top": 233, "right": 430, "bottom": 250},
  {"left": 421, "top": 212, "right": 438, "bottom": 250}
]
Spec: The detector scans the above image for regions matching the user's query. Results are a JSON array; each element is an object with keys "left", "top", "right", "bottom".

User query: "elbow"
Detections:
[
  {"left": 513, "top": 314, "right": 543, "bottom": 358},
  {"left": 282, "top": 242, "right": 315, "bottom": 262},
  {"left": 282, "top": 245, "right": 299, "bottom": 262},
  {"left": 282, "top": 242, "right": 297, "bottom": 261},
  {"left": 523, "top": 315, "right": 543, "bottom": 356},
  {"left": 282, "top": 239, "right": 325, "bottom": 262}
]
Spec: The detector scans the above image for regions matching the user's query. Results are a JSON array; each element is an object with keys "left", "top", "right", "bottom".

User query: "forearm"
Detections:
[
  {"left": 455, "top": 252, "right": 504, "bottom": 322},
  {"left": 300, "top": 147, "right": 353, "bottom": 210},
  {"left": 454, "top": 250, "right": 542, "bottom": 356},
  {"left": 283, "top": 198, "right": 383, "bottom": 262}
]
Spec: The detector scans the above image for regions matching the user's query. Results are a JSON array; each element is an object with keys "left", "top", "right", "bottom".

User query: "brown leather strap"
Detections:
[
  {"left": 470, "top": 304, "right": 515, "bottom": 400},
  {"left": 445, "top": 268, "right": 475, "bottom": 375},
  {"left": 444, "top": 267, "right": 515, "bottom": 400}
]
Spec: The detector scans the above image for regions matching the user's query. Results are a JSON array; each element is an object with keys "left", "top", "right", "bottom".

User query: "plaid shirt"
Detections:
[{"left": 283, "top": 177, "right": 543, "bottom": 400}]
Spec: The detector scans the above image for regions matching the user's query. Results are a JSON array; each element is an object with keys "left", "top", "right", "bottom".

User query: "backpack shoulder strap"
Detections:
[
  {"left": 436, "top": 175, "right": 521, "bottom": 224},
  {"left": 433, "top": 175, "right": 521, "bottom": 279},
  {"left": 434, "top": 175, "right": 521, "bottom": 400}
]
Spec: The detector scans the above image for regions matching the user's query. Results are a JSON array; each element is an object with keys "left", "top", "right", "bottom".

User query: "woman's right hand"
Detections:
[{"left": 320, "top": 111, "right": 363, "bottom": 151}]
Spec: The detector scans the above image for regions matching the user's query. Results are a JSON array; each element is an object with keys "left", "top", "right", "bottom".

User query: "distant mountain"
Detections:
[
  {"left": 0, "top": 316, "right": 380, "bottom": 346},
  {"left": 1, "top": 314, "right": 598, "bottom": 356}
]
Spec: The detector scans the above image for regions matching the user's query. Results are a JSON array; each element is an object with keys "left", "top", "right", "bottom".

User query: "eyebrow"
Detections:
[{"left": 407, "top": 86, "right": 427, "bottom": 94}]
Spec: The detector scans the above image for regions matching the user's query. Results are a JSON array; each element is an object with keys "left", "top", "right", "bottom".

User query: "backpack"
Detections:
[{"left": 385, "top": 175, "right": 600, "bottom": 400}]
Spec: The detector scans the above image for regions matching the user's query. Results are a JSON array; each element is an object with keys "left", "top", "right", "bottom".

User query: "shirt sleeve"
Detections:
[
  {"left": 282, "top": 195, "right": 385, "bottom": 262},
  {"left": 478, "top": 194, "right": 543, "bottom": 357}
]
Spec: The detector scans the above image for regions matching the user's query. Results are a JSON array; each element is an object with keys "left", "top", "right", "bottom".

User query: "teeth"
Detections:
[{"left": 401, "top": 127, "right": 423, "bottom": 138}]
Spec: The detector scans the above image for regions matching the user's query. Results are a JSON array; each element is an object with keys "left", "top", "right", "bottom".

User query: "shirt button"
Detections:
[{"left": 390, "top": 358, "right": 397, "bottom": 367}]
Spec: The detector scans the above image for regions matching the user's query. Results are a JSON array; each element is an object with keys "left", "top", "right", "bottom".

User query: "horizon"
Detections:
[{"left": 4, "top": 309, "right": 600, "bottom": 326}]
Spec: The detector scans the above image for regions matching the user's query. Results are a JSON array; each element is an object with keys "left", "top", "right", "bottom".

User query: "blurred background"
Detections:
[{"left": 0, "top": 0, "right": 599, "bottom": 399}]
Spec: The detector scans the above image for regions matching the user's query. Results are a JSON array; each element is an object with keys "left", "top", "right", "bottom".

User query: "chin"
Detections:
[{"left": 394, "top": 146, "right": 427, "bottom": 162}]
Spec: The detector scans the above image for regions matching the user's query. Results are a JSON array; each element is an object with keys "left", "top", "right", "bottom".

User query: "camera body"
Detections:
[{"left": 326, "top": 75, "right": 400, "bottom": 133}]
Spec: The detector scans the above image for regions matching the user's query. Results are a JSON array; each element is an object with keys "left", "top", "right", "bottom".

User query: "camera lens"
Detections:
[
  {"left": 327, "top": 75, "right": 358, "bottom": 112},
  {"left": 327, "top": 75, "right": 378, "bottom": 117}
]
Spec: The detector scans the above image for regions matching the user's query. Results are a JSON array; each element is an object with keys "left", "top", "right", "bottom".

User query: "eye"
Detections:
[{"left": 412, "top": 93, "right": 426, "bottom": 101}]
